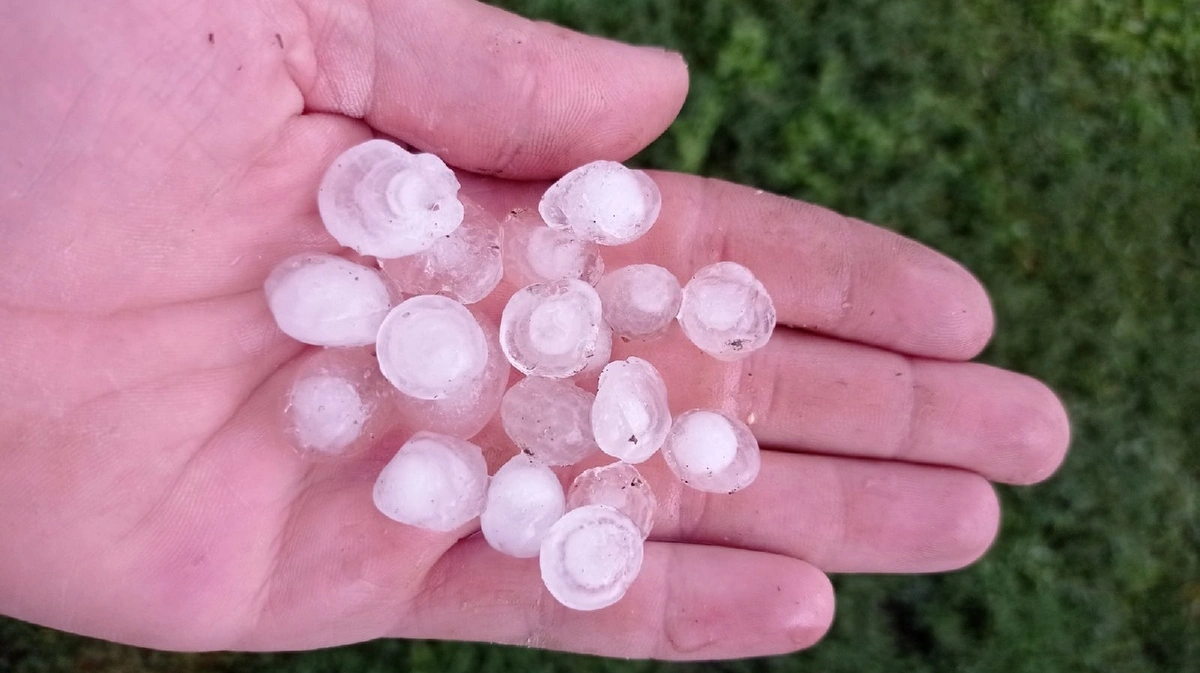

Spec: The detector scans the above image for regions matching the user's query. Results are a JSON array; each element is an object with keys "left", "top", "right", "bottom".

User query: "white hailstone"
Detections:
[
  {"left": 677, "top": 261, "right": 776, "bottom": 361},
  {"left": 499, "top": 279, "right": 605, "bottom": 378},
  {"left": 480, "top": 455, "right": 567, "bottom": 558},
  {"left": 378, "top": 198, "right": 503, "bottom": 304},
  {"left": 591, "top": 357, "right": 672, "bottom": 464},
  {"left": 539, "top": 504, "right": 644, "bottom": 611},
  {"left": 500, "top": 377, "right": 598, "bottom": 466},
  {"left": 318, "top": 139, "right": 464, "bottom": 258},
  {"left": 502, "top": 212, "right": 605, "bottom": 286},
  {"left": 567, "top": 463, "right": 656, "bottom": 539},
  {"left": 373, "top": 431, "right": 489, "bottom": 532},
  {"left": 390, "top": 312, "right": 511, "bottom": 439},
  {"left": 281, "top": 347, "right": 393, "bottom": 458},
  {"left": 264, "top": 253, "right": 391, "bottom": 347},
  {"left": 539, "top": 161, "right": 662, "bottom": 246},
  {"left": 377, "top": 295, "right": 488, "bottom": 400},
  {"left": 661, "top": 409, "right": 761, "bottom": 494},
  {"left": 595, "top": 264, "right": 682, "bottom": 341}
]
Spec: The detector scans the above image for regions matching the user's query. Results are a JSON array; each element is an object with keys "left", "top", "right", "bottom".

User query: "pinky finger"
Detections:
[{"left": 401, "top": 536, "right": 835, "bottom": 660}]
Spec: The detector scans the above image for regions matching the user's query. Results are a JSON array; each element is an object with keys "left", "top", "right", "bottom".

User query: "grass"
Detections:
[{"left": 2, "top": 0, "right": 1197, "bottom": 671}]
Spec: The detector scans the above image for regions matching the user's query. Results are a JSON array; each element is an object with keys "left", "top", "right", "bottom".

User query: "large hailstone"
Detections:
[
  {"left": 378, "top": 199, "right": 503, "bottom": 304},
  {"left": 677, "top": 261, "right": 776, "bottom": 360},
  {"left": 591, "top": 357, "right": 672, "bottom": 464},
  {"left": 567, "top": 462, "right": 656, "bottom": 539},
  {"left": 318, "top": 139, "right": 464, "bottom": 258},
  {"left": 502, "top": 212, "right": 605, "bottom": 287},
  {"left": 280, "top": 347, "right": 393, "bottom": 458},
  {"left": 376, "top": 295, "right": 489, "bottom": 400},
  {"left": 539, "top": 504, "right": 645, "bottom": 611},
  {"left": 373, "top": 432, "right": 489, "bottom": 532},
  {"left": 538, "top": 161, "right": 662, "bottom": 246},
  {"left": 500, "top": 377, "right": 598, "bottom": 466},
  {"left": 480, "top": 455, "right": 566, "bottom": 558},
  {"left": 595, "top": 264, "right": 682, "bottom": 341},
  {"left": 661, "top": 409, "right": 761, "bottom": 493},
  {"left": 499, "top": 279, "right": 606, "bottom": 378},
  {"left": 264, "top": 253, "right": 392, "bottom": 347}
]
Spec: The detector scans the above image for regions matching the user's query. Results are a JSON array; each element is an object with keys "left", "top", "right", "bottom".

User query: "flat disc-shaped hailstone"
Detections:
[
  {"left": 373, "top": 432, "right": 489, "bottom": 532},
  {"left": 591, "top": 357, "right": 672, "bottom": 464},
  {"left": 539, "top": 161, "right": 662, "bottom": 246},
  {"left": 596, "top": 264, "right": 682, "bottom": 341},
  {"left": 500, "top": 377, "right": 599, "bottom": 466},
  {"left": 377, "top": 295, "right": 489, "bottom": 400},
  {"left": 378, "top": 198, "right": 503, "bottom": 304},
  {"left": 264, "top": 253, "right": 392, "bottom": 347},
  {"left": 318, "top": 139, "right": 465, "bottom": 258},
  {"left": 500, "top": 279, "right": 605, "bottom": 378},
  {"left": 677, "top": 261, "right": 776, "bottom": 361},
  {"left": 539, "top": 504, "right": 645, "bottom": 611},
  {"left": 480, "top": 455, "right": 566, "bottom": 558},
  {"left": 567, "top": 462, "right": 656, "bottom": 539},
  {"left": 661, "top": 409, "right": 761, "bottom": 493}
]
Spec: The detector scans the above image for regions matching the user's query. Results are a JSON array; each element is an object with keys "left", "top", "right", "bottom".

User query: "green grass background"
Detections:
[{"left": 2, "top": 0, "right": 1197, "bottom": 670}]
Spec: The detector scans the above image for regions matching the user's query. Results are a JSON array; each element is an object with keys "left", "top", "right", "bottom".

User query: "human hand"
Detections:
[{"left": 0, "top": 0, "right": 1069, "bottom": 661}]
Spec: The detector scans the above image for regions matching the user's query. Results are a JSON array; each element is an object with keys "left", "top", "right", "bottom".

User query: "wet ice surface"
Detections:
[
  {"left": 390, "top": 313, "right": 510, "bottom": 439},
  {"left": 539, "top": 504, "right": 645, "bottom": 611},
  {"left": 265, "top": 253, "right": 392, "bottom": 347},
  {"left": 500, "top": 279, "right": 605, "bottom": 378},
  {"left": 567, "top": 462, "right": 656, "bottom": 539},
  {"left": 377, "top": 295, "right": 489, "bottom": 400},
  {"left": 500, "top": 377, "right": 598, "bottom": 466},
  {"left": 677, "top": 261, "right": 776, "bottom": 361},
  {"left": 662, "top": 409, "right": 761, "bottom": 493},
  {"left": 481, "top": 455, "right": 567, "bottom": 558},
  {"left": 571, "top": 321, "right": 612, "bottom": 390},
  {"left": 318, "top": 139, "right": 464, "bottom": 258},
  {"left": 539, "top": 161, "right": 662, "bottom": 246},
  {"left": 378, "top": 199, "right": 503, "bottom": 304},
  {"left": 596, "top": 264, "right": 682, "bottom": 341},
  {"left": 282, "top": 347, "right": 393, "bottom": 458},
  {"left": 502, "top": 213, "right": 605, "bottom": 287},
  {"left": 591, "top": 357, "right": 672, "bottom": 464},
  {"left": 373, "top": 431, "right": 489, "bottom": 532}
]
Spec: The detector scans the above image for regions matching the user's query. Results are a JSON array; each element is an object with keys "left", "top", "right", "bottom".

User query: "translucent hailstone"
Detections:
[
  {"left": 281, "top": 347, "right": 394, "bottom": 458},
  {"left": 661, "top": 409, "right": 761, "bottom": 494},
  {"left": 502, "top": 212, "right": 605, "bottom": 287},
  {"left": 264, "top": 253, "right": 391, "bottom": 347},
  {"left": 677, "top": 261, "right": 776, "bottom": 361},
  {"left": 571, "top": 321, "right": 612, "bottom": 390},
  {"left": 539, "top": 504, "right": 644, "bottom": 611},
  {"left": 390, "top": 312, "right": 511, "bottom": 439},
  {"left": 318, "top": 139, "right": 464, "bottom": 258},
  {"left": 378, "top": 199, "right": 503, "bottom": 304},
  {"left": 373, "top": 431, "right": 489, "bottom": 532},
  {"left": 377, "top": 295, "right": 488, "bottom": 400},
  {"left": 499, "top": 279, "right": 605, "bottom": 378},
  {"left": 500, "top": 377, "right": 598, "bottom": 466},
  {"left": 567, "top": 463, "right": 656, "bottom": 539},
  {"left": 539, "top": 161, "right": 662, "bottom": 246},
  {"left": 480, "top": 455, "right": 567, "bottom": 558},
  {"left": 591, "top": 357, "right": 672, "bottom": 464},
  {"left": 596, "top": 264, "right": 682, "bottom": 341}
]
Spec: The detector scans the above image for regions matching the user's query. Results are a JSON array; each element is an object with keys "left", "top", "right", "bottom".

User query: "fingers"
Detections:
[
  {"left": 403, "top": 537, "right": 833, "bottom": 660},
  {"left": 295, "top": 0, "right": 688, "bottom": 179},
  {"left": 634, "top": 328, "right": 1069, "bottom": 485},
  {"left": 645, "top": 451, "right": 1000, "bottom": 573},
  {"left": 606, "top": 173, "right": 996, "bottom": 360}
]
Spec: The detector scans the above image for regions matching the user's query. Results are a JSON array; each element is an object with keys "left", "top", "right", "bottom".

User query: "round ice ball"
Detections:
[
  {"left": 539, "top": 504, "right": 644, "bottom": 611},
  {"left": 377, "top": 295, "right": 489, "bottom": 400},
  {"left": 661, "top": 409, "right": 761, "bottom": 493},
  {"left": 677, "top": 261, "right": 776, "bottom": 361},
  {"left": 480, "top": 455, "right": 566, "bottom": 558},
  {"left": 264, "top": 253, "right": 392, "bottom": 347},
  {"left": 539, "top": 161, "right": 662, "bottom": 246},
  {"left": 373, "top": 431, "right": 489, "bottom": 532},
  {"left": 567, "top": 462, "right": 656, "bottom": 539},
  {"left": 596, "top": 264, "right": 682, "bottom": 341},
  {"left": 591, "top": 357, "right": 672, "bottom": 464},
  {"left": 500, "top": 377, "right": 598, "bottom": 466},
  {"left": 499, "top": 279, "right": 605, "bottom": 378}
]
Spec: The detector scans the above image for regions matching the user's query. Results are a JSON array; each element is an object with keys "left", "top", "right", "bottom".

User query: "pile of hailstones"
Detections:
[{"left": 266, "top": 140, "right": 776, "bottom": 611}]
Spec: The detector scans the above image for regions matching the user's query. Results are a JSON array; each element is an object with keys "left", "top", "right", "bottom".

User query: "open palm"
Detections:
[{"left": 0, "top": 0, "right": 1069, "bottom": 661}]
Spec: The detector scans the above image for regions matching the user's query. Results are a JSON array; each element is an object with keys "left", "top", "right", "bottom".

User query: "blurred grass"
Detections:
[{"left": 3, "top": 0, "right": 1198, "bottom": 671}]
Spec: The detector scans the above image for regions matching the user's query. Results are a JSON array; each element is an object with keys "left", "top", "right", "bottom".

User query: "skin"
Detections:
[{"left": 0, "top": 0, "right": 1070, "bottom": 661}]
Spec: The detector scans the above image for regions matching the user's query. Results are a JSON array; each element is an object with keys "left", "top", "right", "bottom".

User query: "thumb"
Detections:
[{"left": 294, "top": 0, "right": 689, "bottom": 178}]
